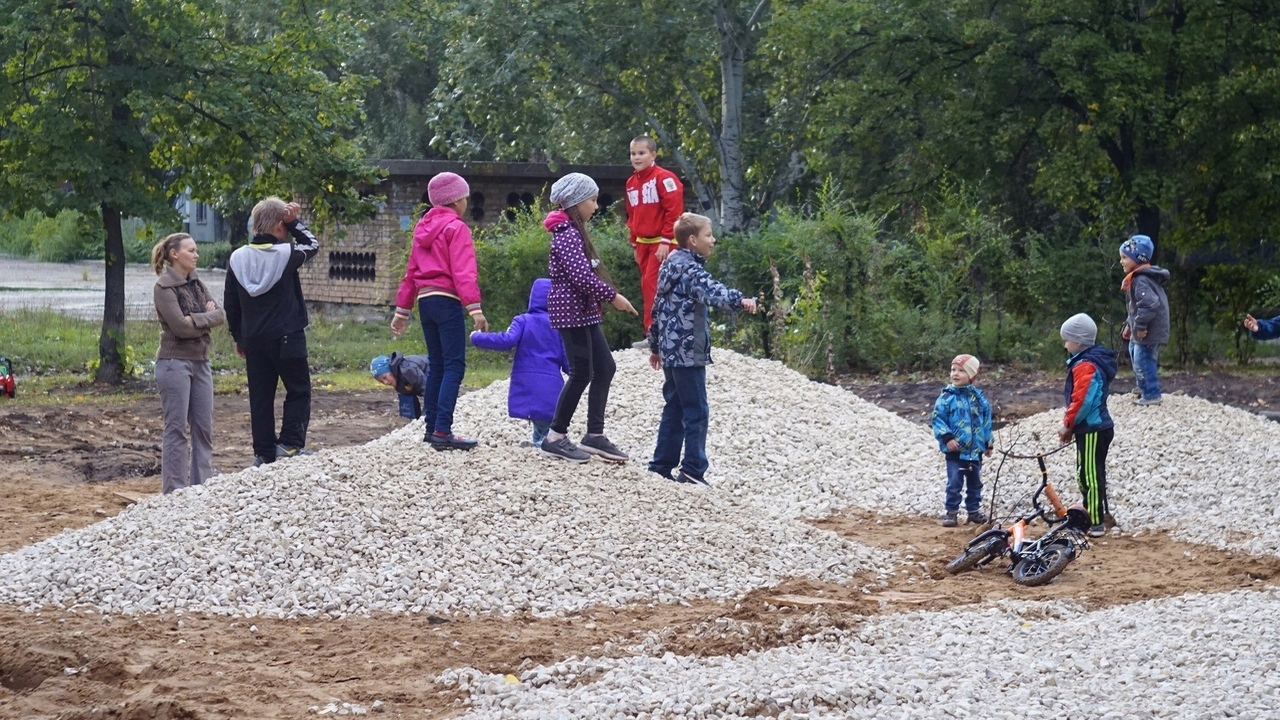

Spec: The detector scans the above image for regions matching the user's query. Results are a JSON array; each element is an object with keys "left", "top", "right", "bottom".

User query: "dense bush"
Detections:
[
  {"left": 0, "top": 209, "right": 101, "bottom": 262},
  {"left": 465, "top": 184, "right": 1268, "bottom": 376}
]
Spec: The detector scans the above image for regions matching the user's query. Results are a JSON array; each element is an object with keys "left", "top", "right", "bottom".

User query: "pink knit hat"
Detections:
[{"left": 427, "top": 172, "right": 470, "bottom": 207}]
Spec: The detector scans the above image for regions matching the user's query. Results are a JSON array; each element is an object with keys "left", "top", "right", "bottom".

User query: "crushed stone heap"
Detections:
[{"left": 0, "top": 349, "right": 936, "bottom": 618}]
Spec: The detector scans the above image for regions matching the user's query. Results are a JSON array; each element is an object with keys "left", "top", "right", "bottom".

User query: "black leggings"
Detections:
[{"left": 551, "top": 324, "right": 615, "bottom": 436}]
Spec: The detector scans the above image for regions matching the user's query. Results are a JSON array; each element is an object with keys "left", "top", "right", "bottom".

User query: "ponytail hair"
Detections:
[{"left": 151, "top": 233, "right": 192, "bottom": 275}]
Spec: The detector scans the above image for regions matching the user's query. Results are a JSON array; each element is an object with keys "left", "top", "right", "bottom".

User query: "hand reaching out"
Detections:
[
  {"left": 1244, "top": 314, "right": 1259, "bottom": 333},
  {"left": 741, "top": 298, "right": 758, "bottom": 314},
  {"left": 611, "top": 293, "right": 638, "bottom": 315}
]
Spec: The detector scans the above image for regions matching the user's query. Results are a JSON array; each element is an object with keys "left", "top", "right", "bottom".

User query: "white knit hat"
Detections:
[{"left": 549, "top": 173, "right": 598, "bottom": 209}]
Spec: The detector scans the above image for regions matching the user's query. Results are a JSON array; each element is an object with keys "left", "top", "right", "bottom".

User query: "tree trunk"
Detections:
[
  {"left": 229, "top": 209, "right": 251, "bottom": 247},
  {"left": 95, "top": 203, "right": 126, "bottom": 385},
  {"left": 714, "top": 1, "right": 747, "bottom": 232},
  {"left": 1135, "top": 203, "right": 1161, "bottom": 248}
]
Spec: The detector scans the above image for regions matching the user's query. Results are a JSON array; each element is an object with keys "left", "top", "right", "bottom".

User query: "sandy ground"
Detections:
[{"left": 3, "top": 375, "right": 1280, "bottom": 718}]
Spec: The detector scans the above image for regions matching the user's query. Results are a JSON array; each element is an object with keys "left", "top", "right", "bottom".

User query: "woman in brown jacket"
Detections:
[{"left": 152, "top": 233, "right": 226, "bottom": 494}]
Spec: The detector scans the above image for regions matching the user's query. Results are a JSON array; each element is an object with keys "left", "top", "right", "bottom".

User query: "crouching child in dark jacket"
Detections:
[
  {"left": 371, "top": 352, "right": 430, "bottom": 420},
  {"left": 470, "top": 278, "right": 569, "bottom": 446},
  {"left": 646, "top": 213, "right": 757, "bottom": 485}
]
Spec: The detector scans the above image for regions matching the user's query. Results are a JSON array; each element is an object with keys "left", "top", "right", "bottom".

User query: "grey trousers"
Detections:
[{"left": 155, "top": 358, "right": 214, "bottom": 494}]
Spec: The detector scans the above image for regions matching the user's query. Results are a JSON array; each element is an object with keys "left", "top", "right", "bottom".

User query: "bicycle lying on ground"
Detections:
[{"left": 945, "top": 445, "right": 1093, "bottom": 587}]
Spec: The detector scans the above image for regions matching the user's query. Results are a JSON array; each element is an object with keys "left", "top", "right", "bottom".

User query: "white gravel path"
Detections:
[{"left": 441, "top": 587, "right": 1280, "bottom": 719}]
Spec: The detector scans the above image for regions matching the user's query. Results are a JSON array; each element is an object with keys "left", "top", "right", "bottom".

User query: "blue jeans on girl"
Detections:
[{"left": 418, "top": 295, "right": 467, "bottom": 436}]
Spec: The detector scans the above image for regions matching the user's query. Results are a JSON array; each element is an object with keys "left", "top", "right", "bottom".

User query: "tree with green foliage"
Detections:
[
  {"left": 430, "top": 0, "right": 797, "bottom": 232},
  {"left": 0, "top": 0, "right": 380, "bottom": 384},
  {"left": 786, "top": 0, "right": 1280, "bottom": 252}
]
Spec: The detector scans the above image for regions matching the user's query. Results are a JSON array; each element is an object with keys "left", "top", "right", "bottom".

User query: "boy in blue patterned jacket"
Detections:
[
  {"left": 932, "top": 354, "right": 994, "bottom": 527},
  {"left": 647, "top": 213, "right": 757, "bottom": 485}
]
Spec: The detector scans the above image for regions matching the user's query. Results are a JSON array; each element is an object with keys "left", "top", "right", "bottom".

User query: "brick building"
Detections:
[{"left": 300, "top": 160, "right": 636, "bottom": 308}]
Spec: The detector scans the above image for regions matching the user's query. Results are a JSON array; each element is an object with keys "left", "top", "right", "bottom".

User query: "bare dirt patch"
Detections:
[{"left": 2, "top": 376, "right": 1279, "bottom": 718}]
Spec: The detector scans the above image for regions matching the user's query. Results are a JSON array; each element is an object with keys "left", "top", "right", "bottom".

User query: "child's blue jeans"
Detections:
[
  {"left": 649, "top": 366, "right": 709, "bottom": 481},
  {"left": 1129, "top": 342, "right": 1162, "bottom": 400},
  {"left": 945, "top": 457, "right": 983, "bottom": 514},
  {"left": 531, "top": 420, "right": 551, "bottom": 446}
]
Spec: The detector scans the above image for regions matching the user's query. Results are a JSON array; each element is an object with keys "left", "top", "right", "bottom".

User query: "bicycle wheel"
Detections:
[
  {"left": 1012, "top": 543, "right": 1074, "bottom": 586},
  {"left": 945, "top": 537, "right": 1004, "bottom": 575}
]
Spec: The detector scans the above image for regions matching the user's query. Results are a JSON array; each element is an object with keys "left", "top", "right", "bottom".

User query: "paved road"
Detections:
[{"left": 0, "top": 257, "right": 226, "bottom": 320}]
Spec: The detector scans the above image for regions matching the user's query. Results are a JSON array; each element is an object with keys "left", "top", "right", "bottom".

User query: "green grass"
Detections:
[{"left": 0, "top": 308, "right": 512, "bottom": 403}]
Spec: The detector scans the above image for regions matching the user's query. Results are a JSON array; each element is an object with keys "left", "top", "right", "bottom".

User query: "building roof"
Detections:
[{"left": 376, "top": 159, "right": 633, "bottom": 181}]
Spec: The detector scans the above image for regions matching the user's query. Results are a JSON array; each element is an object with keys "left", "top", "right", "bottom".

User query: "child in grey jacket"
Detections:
[{"left": 1119, "top": 234, "right": 1170, "bottom": 405}]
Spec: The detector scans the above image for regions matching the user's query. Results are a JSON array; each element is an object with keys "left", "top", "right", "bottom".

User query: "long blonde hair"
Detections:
[{"left": 151, "top": 233, "right": 192, "bottom": 275}]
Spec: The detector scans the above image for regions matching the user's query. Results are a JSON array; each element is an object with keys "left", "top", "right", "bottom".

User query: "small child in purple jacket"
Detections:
[{"left": 471, "top": 278, "right": 571, "bottom": 446}]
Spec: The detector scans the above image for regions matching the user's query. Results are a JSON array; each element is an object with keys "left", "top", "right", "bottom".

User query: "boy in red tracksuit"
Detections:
[{"left": 625, "top": 135, "right": 685, "bottom": 333}]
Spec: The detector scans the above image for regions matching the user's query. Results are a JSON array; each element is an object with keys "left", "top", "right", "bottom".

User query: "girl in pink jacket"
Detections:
[{"left": 391, "top": 172, "right": 489, "bottom": 451}]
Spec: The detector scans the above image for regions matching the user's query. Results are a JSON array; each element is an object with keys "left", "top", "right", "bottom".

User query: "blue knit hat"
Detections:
[
  {"left": 1120, "top": 234, "right": 1154, "bottom": 264},
  {"left": 369, "top": 355, "right": 391, "bottom": 378}
]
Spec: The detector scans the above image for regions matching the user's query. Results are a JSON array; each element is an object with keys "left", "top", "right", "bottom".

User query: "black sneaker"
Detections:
[
  {"left": 1088, "top": 524, "right": 1107, "bottom": 538},
  {"left": 428, "top": 433, "right": 478, "bottom": 451},
  {"left": 967, "top": 510, "right": 987, "bottom": 525},
  {"left": 275, "top": 444, "right": 312, "bottom": 459},
  {"left": 579, "top": 434, "right": 628, "bottom": 462},
  {"left": 539, "top": 437, "right": 590, "bottom": 463},
  {"left": 676, "top": 469, "right": 709, "bottom": 486},
  {"left": 941, "top": 512, "right": 959, "bottom": 528},
  {"left": 252, "top": 455, "right": 274, "bottom": 468}
]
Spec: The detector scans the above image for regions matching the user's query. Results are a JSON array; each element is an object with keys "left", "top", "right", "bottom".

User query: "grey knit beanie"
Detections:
[
  {"left": 1060, "top": 313, "right": 1097, "bottom": 345},
  {"left": 549, "top": 173, "right": 599, "bottom": 209}
]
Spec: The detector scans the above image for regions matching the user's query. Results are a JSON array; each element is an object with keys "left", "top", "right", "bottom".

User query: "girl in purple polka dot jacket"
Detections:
[{"left": 539, "top": 173, "right": 639, "bottom": 464}]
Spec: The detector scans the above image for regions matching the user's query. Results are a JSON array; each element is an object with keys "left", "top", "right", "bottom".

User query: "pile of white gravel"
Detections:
[
  {"left": 1005, "top": 394, "right": 1280, "bottom": 557},
  {"left": 0, "top": 350, "right": 922, "bottom": 618},
  {"left": 440, "top": 587, "right": 1280, "bottom": 719}
]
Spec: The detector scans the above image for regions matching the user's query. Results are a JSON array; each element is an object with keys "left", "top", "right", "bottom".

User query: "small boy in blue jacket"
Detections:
[{"left": 932, "top": 354, "right": 993, "bottom": 527}]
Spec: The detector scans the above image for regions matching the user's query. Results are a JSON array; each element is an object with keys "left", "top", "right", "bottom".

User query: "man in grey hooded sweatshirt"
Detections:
[{"left": 224, "top": 197, "right": 320, "bottom": 466}]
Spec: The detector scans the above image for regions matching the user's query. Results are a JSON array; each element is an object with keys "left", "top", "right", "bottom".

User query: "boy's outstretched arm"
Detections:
[{"left": 687, "top": 265, "right": 744, "bottom": 309}]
